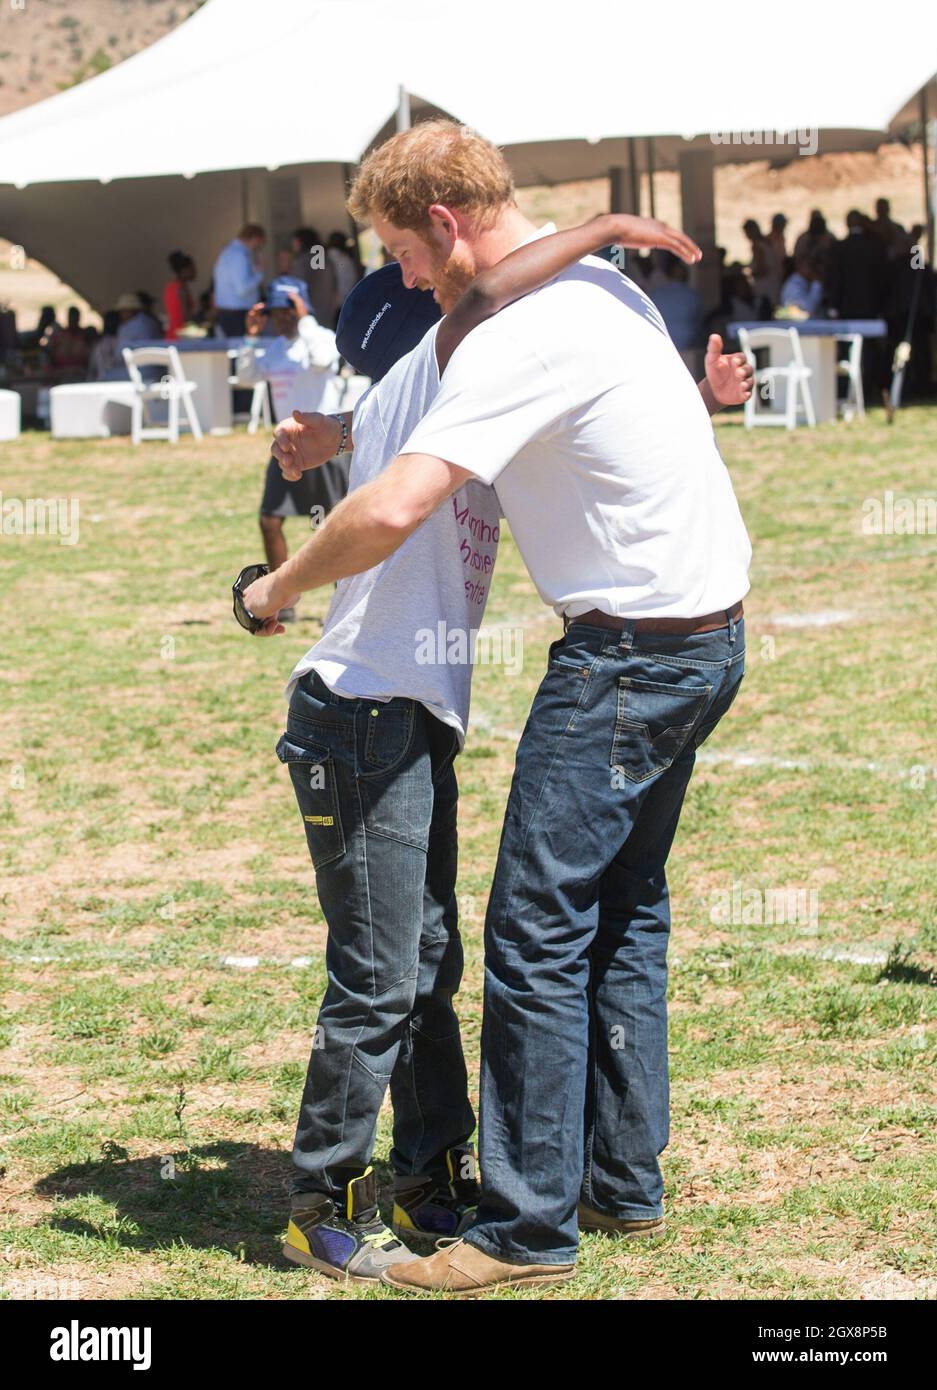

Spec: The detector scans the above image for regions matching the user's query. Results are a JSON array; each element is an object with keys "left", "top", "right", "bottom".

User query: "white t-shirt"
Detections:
[
  {"left": 236, "top": 315, "right": 343, "bottom": 418},
  {"left": 286, "top": 323, "right": 501, "bottom": 743},
  {"left": 403, "top": 253, "right": 751, "bottom": 620}
]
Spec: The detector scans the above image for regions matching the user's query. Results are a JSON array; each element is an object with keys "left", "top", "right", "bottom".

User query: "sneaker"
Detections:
[
  {"left": 392, "top": 1144, "right": 480, "bottom": 1241},
  {"left": 577, "top": 1200, "right": 666, "bottom": 1239},
  {"left": 283, "top": 1167, "right": 419, "bottom": 1282}
]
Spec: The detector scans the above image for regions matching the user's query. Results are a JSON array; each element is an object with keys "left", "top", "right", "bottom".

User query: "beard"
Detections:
[{"left": 419, "top": 242, "right": 477, "bottom": 313}]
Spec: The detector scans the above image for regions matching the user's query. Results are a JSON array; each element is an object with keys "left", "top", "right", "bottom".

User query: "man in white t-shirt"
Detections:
[{"left": 244, "top": 122, "right": 753, "bottom": 1295}]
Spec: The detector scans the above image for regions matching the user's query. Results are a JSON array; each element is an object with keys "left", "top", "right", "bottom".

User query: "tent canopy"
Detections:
[
  {"left": 1, "top": 0, "right": 935, "bottom": 310},
  {"left": 1, "top": 0, "right": 936, "bottom": 188}
]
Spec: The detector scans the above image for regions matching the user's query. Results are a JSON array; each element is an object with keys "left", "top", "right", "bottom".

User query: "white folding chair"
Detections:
[
  {"left": 738, "top": 326, "right": 816, "bottom": 430},
  {"left": 227, "top": 350, "right": 272, "bottom": 435},
  {"left": 122, "top": 346, "right": 202, "bottom": 444},
  {"left": 836, "top": 333, "right": 865, "bottom": 421}
]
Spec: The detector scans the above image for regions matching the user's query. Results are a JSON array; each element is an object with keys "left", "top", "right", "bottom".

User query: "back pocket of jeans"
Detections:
[
  {"left": 611, "top": 675, "right": 712, "bottom": 783},
  {"left": 276, "top": 732, "right": 345, "bottom": 869}
]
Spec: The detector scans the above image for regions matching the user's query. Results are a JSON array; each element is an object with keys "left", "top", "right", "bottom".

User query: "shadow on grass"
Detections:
[
  {"left": 34, "top": 1143, "right": 398, "bottom": 1269},
  {"left": 875, "top": 944, "right": 936, "bottom": 987}
]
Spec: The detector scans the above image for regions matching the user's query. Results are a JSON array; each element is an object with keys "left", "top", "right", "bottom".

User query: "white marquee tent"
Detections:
[{"left": 1, "top": 0, "right": 935, "bottom": 311}]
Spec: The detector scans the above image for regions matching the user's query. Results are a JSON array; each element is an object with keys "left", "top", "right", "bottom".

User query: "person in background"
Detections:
[
  {"left": 289, "top": 226, "right": 337, "bottom": 329},
  {"left": 767, "top": 213, "right": 788, "bottom": 276},
  {"left": 193, "top": 288, "right": 216, "bottom": 334},
  {"left": 743, "top": 218, "right": 780, "bottom": 314},
  {"left": 326, "top": 231, "right": 360, "bottom": 325},
  {"left": 648, "top": 250, "right": 704, "bottom": 371},
  {"left": 49, "top": 306, "right": 91, "bottom": 373},
  {"left": 0, "top": 303, "right": 16, "bottom": 363},
  {"left": 135, "top": 291, "right": 164, "bottom": 338},
  {"left": 884, "top": 230, "right": 936, "bottom": 400},
  {"left": 830, "top": 210, "right": 889, "bottom": 402},
  {"left": 641, "top": 248, "right": 671, "bottom": 291},
  {"left": 164, "top": 252, "right": 196, "bottom": 339},
  {"left": 213, "top": 222, "right": 266, "bottom": 335},
  {"left": 21, "top": 304, "right": 59, "bottom": 350},
  {"left": 236, "top": 277, "right": 346, "bottom": 619},
  {"left": 702, "top": 250, "right": 743, "bottom": 344},
  {"left": 830, "top": 210, "right": 887, "bottom": 319},
  {"left": 871, "top": 197, "right": 907, "bottom": 261},
  {"left": 780, "top": 254, "right": 823, "bottom": 316},
  {"left": 115, "top": 293, "right": 156, "bottom": 352},
  {"left": 87, "top": 310, "right": 122, "bottom": 380},
  {"left": 794, "top": 209, "right": 835, "bottom": 292}
]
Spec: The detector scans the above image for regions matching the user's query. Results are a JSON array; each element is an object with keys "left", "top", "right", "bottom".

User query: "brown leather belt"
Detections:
[{"left": 568, "top": 600, "right": 743, "bottom": 636}]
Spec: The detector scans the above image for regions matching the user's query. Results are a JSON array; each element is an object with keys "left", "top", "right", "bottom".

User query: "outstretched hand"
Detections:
[
  {"left": 704, "top": 333, "right": 754, "bottom": 406},
  {"left": 607, "top": 214, "right": 702, "bottom": 265}
]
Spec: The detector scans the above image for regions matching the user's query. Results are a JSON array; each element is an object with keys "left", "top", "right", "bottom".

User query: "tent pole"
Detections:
[
  {"left": 397, "top": 85, "right": 411, "bottom": 133},
  {"left": 646, "top": 136, "right": 656, "bottom": 219},
  {"left": 628, "top": 136, "right": 640, "bottom": 215},
  {"left": 343, "top": 163, "right": 364, "bottom": 274},
  {"left": 921, "top": 87, "right": 935, "bottom": 265}
]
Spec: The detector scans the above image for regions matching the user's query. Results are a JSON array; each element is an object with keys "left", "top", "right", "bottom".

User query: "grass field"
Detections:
[{"left": 1, "top": 407, "right": 935, "bottom": 1301}]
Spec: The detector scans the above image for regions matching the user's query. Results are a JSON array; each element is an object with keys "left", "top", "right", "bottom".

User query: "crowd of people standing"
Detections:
[
  {"left": 0, "top": 222, "right": 364, "bottom": 386},
  {"left": 640, "top": 199, "right": 935, "bottom": 402}
]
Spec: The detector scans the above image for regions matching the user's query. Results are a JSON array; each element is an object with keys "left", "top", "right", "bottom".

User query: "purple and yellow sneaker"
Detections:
[
  {"left": 392, "top": 1144, "right": 480, "bottom": 1241},
  {"left": 283, "top": 1167, "right": 418, "bottom": 1282}
]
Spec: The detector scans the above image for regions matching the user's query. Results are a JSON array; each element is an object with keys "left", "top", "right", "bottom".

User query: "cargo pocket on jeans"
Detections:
[
  {"left": 610, "top": 675, "right": 712, "bottom": 783},
  {"left": 276, "top": 732, "right": 345, "bottom": 869}
]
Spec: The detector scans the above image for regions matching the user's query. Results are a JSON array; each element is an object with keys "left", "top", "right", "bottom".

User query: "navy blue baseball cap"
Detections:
[
  {"left": 265, "top": 275, "right": 310, "bottom": 311},
  {"left": 336, "top": 262, "right": 440, "bottom": 381}
]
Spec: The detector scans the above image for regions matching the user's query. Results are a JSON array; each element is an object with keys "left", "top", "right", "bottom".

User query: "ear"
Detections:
[{"left": 427, "top": 204, "right": 460, "bottom": 248}]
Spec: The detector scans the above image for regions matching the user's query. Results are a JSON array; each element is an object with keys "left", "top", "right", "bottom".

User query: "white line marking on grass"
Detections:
[
  {"left": 737, "top": 942, "right": 890, "bottom": 966},
  {"left": 469, "top": 722, "right": 935, "bottom": 783},
  {"left": 696, "top": 750, "right": 936, "bottom": 781},
  {"left": 469, "top": 712, "right": 523, "bottom": 743},
  {"left": 221, "top": 955, "right": 316, "bottom": 970},
  {"left": 818, "top": 947, "right": 889, "bottom": 965},
  {"left": 766, "top": 609, "right": 858, "bottom": 627},
  {"left": 11, "top": 952, "right": 319, "bottom": 971}
]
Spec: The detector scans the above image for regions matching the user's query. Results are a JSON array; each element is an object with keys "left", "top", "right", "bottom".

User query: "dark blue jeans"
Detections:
[
  {"left": 466, "top": 616, "right": 746, "bottom": 1265},
  {"left": 277, "top": 671, "right": 475, "bottom": 1198}
]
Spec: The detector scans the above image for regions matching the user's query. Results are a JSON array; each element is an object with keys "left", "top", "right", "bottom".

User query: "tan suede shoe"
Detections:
[
  {"left": 578, "top": 1201, "right": 666, "bottom": 1238},
  {"left": 381, "top": 1238, "right": 575, "bottom": 1296}
]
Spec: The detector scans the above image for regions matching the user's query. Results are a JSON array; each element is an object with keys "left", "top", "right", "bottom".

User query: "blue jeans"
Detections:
[
  {"left": 466, "top": 616, "right": 746, "bottom": 1265},
  {"left": 277, "top": 671, "right": 475, "bottom": 1198}
]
